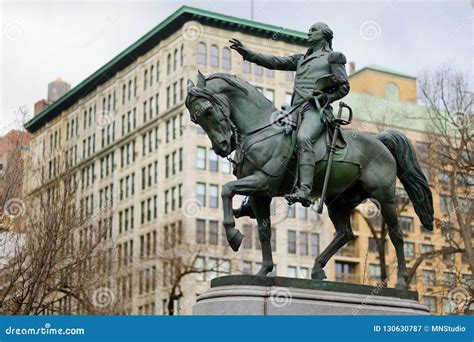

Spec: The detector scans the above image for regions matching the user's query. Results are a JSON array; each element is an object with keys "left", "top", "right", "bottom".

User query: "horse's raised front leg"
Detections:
[
  {"left": 221, "top": 173, "right": 270, "bottom": 252},
  {"left": 248, "top": 196, "right": 274, "bottom": 276}
]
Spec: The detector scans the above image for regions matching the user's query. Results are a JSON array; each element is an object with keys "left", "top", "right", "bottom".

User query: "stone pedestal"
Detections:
[{"left": 193, "top": 275, "right": 429, "bottom": 315}]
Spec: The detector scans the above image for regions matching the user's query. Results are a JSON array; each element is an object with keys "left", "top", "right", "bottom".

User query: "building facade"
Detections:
[{"left": 24, "top": 6, "right": 470, "bottom": 315}]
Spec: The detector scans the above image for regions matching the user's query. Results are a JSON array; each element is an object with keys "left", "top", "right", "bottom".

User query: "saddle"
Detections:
[{"left": 274, "top": 108, "right": 348, "bottom": 162}]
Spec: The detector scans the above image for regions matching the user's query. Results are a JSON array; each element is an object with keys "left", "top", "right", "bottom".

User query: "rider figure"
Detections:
[{"left": 230, "top": 22, "right": 350, "bottom": 207}]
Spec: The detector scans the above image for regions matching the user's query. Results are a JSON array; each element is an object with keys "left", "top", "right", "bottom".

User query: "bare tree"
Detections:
[
  {"left": 0, "top": 115, "right": 124, "bottom": 314},
  {"left": 159, "top": 224, "right": 232, "bottom": 315},
  {"left": 416, "top": 65, "right": 473, "bottom": 313}
]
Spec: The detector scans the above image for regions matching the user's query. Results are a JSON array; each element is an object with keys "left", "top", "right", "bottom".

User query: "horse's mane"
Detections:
[
  {"left": 186, "top": 73, "right": 272, "bottom": 108},
  {"left": 186, "top": 73, "right": 275, "bottom": 124},
  {"left": 206, "top": 73, "right": 251, "bottom": 95}
]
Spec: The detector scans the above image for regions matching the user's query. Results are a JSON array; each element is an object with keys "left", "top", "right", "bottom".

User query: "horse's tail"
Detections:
[{"left": 376, "top": 130, "right": 434, "bottom": 230}]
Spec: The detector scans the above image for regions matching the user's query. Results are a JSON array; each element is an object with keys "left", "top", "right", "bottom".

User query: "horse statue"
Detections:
[{"left": 185, "top": 71, "right": 434, "bottom": 290}]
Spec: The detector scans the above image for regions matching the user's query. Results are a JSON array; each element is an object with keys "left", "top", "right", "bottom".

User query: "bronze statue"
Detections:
[
  {"left": 230, "top": 22, "right": 349, "bottom": 207},
  {"left": 186, "top": 23, "right": 434, "bottom": 290}
]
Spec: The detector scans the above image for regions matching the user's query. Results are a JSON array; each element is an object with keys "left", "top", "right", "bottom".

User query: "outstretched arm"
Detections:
[{"left": 229, "top": 38, "right": 301, "bottom": 71}]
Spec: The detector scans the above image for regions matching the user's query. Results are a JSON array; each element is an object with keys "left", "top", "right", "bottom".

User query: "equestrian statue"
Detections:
[{"left": 185, "top": 22, "right": 434, "bottom": 290}]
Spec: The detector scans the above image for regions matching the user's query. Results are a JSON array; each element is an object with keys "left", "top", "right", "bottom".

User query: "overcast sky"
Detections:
[{"left": 1, "top": 0, "right": 472, "bottom": 134}]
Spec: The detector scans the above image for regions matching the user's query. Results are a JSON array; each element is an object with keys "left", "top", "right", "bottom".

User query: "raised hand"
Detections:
[{"left": 229, "top": 38, "right": 249, "bottom": 58}]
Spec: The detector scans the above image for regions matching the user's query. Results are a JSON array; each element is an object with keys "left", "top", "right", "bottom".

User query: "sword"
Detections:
[{"left": 317, "top": 101, "right": 352, "bottom": 214}]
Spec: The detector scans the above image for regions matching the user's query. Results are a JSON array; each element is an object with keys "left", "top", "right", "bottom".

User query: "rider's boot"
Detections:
[
  {"left": 285, "top": 164, "right": 315, "bottom": 207},
  {"left": 286, "top": 142, "right": 315, "bottom": 207}
]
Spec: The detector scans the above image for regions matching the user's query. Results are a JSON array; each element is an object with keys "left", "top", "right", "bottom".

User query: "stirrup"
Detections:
[{"left": 285, "top": 189, "right": 313, "bottom": 207}]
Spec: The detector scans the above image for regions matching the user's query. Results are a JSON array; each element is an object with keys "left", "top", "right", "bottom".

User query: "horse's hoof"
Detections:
[
  {"left": 256, "top": 264, "right": 274, "bottom": 277},
  {"left": 233, "top": 208, "right": 242, "bottom": 218},
  {"left": 227, "top": 229, "right": 243, "bottom": 252},
  {"left": 311, "top": 269, "right": 327, "bottom": 280},
  {"left": 395, "top": 282, "right": 407, "bottom": 291}
]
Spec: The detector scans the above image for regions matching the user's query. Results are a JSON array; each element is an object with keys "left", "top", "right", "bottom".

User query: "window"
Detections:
[
  {"left": 144, "top": 69, "right": 148, "bottom": 90},
  {"left": 242, "top": 224, "right": 253, "bottom": 249},
  {"left": 421, "top": 244, "right": 434, "bottom": 255},
  {"left": 404, "top": 242, "right": 415, "bottom": 257},
  {"left": 299, "top": 267, "right": 309, "bottom": 279},
  {"left": 173, "top": 49, "right": 178, "bottom": 71},
  {"left": 196, "top": 219, "right": 206, "bottom": 244},
  {"left": 209, "top": 149, "right": 218, "bottom": 172},
  {"left": 242, "top": 60, "right": 251, "bottom": 73},
  {"left": 242, "top": 261, "right": 252, "bottom": 275},
  {"left": 210, "top": 45, "right": 219, "bottom": 67},
  {"left": 299, "top": 232, "right": 308, "bottom": 255},
  {"left": 369, "top": 264, "right": 381, "bottom": 278},
  {"left": 167, "top": 53, "right": 171, "bottom": 74},
  {"left": 423, "top": 296, "right": 437, "bottom": 313},
  {"left": 399, "top": 216, "right": 414, "bottom": 232},
  {"left": 384, "top": 82, "right": 400, "bottom": 101},
  {"left": 196, "top": 183, "right": 206, "bottom": 206},
  {"left": 422, "top": 270, "right": 435, "bottom": 285},
  {"left": 209, "top": 220, "right": 218, "bottom": 245},
  {"left": 196, "top": 147, "right": 206, "bottom": 170},
  {"left": 297, "top": 204, "right": 307, "bottom": 220},
  {"left": 439, "top": 195, "right": 452, "bottom": 213},
  {"left": 368, "top": 237, "right": 387, "bottom": 253},
  {"left": 287, "top": 205, "right": 295, "bottom": 218},
  {"left": 197, "top": 43, "right": 206, "bottom": 65},
  {"left": 222, "top": 48, "right": 231, "bottom": 69},
  {"left": 209, "top": 184, "right": 218, "bottom": 208},
  {"left": 221, "top": 157, "right": 231, "bottom": 174},
  {"left": 311, "top": 233, "right": 319, "bottom": 256},
  {"left": 285, "top": 71, "right": 294, "bottom": 81},
  {"left": 265, "top": 89, "right": 275, "bottom": 103},
  {"left": 254, "top": 64, "right": 263, "bottom": 76},
  {"left": 265, "top": 68, "right": 274, "bottom": 78},
  {"left": 287, "top": 266, "right": 297, "bottom": 278},
  {"left": 335, "top": 262, "right": 356, "bottom": 282},
  {"left": 285, "top": 93, "right": 292, "bottom": 106},
  {"left": 287, "top": 230, "right": 296, "bottom": 254},
  {"left": 443, "top": 298, "right": 457, "bottom": 314},
  {"left": 438, "top": 171, "right": 451, "bottom": 185},
  {"left": 443, "top": 249, "right": 455, "bottom": 263}
]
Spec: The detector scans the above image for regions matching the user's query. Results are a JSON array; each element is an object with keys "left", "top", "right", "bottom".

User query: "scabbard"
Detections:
[{"left": 317, "top": 124, "right": 340, "bottom": 214}]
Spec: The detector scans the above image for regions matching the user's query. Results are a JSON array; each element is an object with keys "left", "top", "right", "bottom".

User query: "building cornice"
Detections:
[{"left": 25, "top": 6, "right": 307, "bottom": 133}]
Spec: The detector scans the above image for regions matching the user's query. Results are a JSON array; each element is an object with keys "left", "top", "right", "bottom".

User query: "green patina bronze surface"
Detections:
[
  {"left": 186, "top": 22, "right": 435, "bottom": 293},
  {"left": 211, "top": 275, "right": 418, "bottom": 301}
]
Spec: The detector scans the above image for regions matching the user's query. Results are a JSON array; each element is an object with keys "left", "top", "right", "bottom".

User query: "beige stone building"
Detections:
[{"left": 25, "top": 6, "right": 470, "bottom": 315}]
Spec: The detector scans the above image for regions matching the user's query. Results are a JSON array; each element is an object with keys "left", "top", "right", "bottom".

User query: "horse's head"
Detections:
[{"left": 185, "top": 72, "right": 234, "bottom": 157}]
